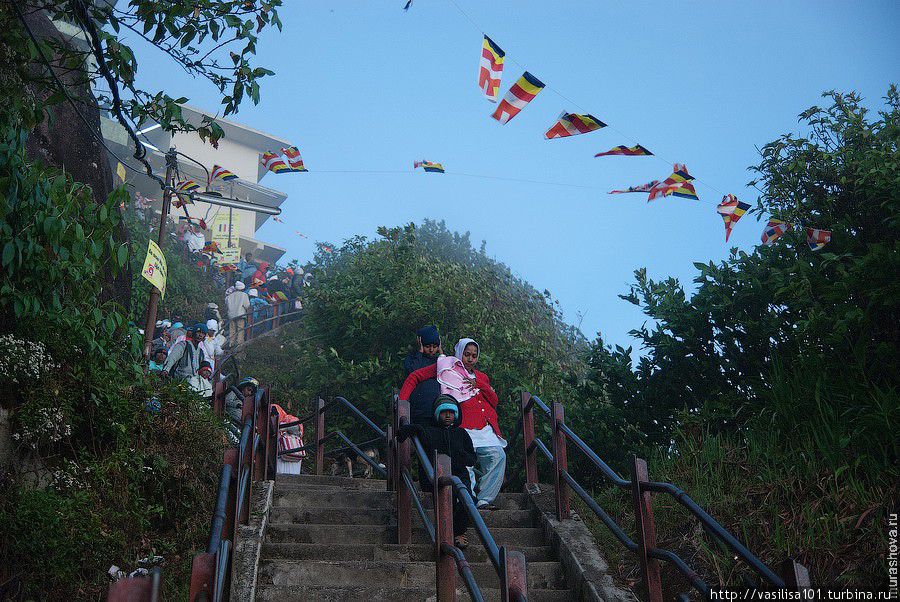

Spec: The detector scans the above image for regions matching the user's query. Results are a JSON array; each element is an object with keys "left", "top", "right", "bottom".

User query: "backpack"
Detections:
[{"left": 169, "top": 342, "right": 195, "bottom": 379}]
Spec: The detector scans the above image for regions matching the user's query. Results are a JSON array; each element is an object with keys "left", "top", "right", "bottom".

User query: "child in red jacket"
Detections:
[{"left": 398, "top": 337, "right": 506, "bottom": 509}]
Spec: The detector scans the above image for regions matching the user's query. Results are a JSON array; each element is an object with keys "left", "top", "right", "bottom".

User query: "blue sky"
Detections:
[{"left": 134, "top": 1, "right": 899, "bottom": 350}]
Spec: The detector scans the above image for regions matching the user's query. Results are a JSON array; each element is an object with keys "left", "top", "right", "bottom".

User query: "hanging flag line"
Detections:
[
  {"left": 442, "top": 0, "right": 730, "bottom": 198},
  {"left": 438, "top": 0, "right": 833, "bottom": 247}
]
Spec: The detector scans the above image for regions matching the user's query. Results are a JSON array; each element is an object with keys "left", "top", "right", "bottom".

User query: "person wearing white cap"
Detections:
[
  {"left": 198, "top": 319, "right": 224, "bottom": 373},
  {"left": 225, "top": 280, "right": 251, "bottom": 346}
]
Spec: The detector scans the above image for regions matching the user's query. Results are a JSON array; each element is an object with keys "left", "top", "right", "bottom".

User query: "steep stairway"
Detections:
[{"left": 254, "top": 473, "right": 574, "bottom": 601}]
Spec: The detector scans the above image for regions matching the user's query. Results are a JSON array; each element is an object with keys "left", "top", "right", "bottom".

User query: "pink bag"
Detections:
[{"left": 278, "top": 432, "right": 305, "bottom": 461}]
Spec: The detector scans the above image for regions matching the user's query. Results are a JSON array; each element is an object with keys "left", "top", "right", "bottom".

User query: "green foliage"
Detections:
[
  {"left": 1, "top": 381, "right": 223, "bottom": 599},
  {"left": 0, "top": 103, "right": 223, "bottom": 597},
  {"left": 579, "top": 88, "right": 899, "bottom": 589},
  {"left": 241, "top": 220, "right": 599, "bottom": 441},
  {"left": 124, "top": 211, "right": 221, "bottom": 324},
  {"left": 2, "top": 0, "right": 284, "bottom": 146}
]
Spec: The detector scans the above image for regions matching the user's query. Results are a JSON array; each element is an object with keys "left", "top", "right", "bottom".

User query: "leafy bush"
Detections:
[{"left": 0, "top": 105, "right": 223, "bottom": 597}]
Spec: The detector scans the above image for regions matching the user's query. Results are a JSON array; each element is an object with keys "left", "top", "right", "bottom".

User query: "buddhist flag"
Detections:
[
  {"left": 595, "top": 144, "right": 653, "bottom": 157},
  {"left": 761, "top": 219, "right": 791, "bottom": 246},
  {"left": 806, "top": 227, "right": 831, "bottom": 251},
  {"left": 648, "top": 164, "right": 698, "bottom": 201},
  {"left": 414, "top": 160, "right": 445, "bottom": 173},
  {"left": 609, "top": 180, "right": 660, "bottom": 195},
  {"left": 294, "top": 230, "right": 309, "bottom": 239},
  {"left": 716, "top": 194, "right": 751, "bottom": 241},
  {"left": 478, "top": 36, "right": 505, "bottom": 102},
  {"left": 544, "top": 112, "right": 606, "bottom": 139},
  {"left": 201, "top": 241, "right": 223, "bottom": 254},
  {"left": 491, "top": 71, "right": 544, "bottom": 124},
  {"left": 172, "top": 179, "right": 199, "bottom": 207},
  {"left": 211, "top": 165, "right": 238, "bottom": 182},
  {"left": 174, "top": 179, "right": 200, "bottom": 192},
  {"left": 281, "top": 146, "right": 308, "bottom": 172},
  {"left": 261, "top": 151, "right": 291, "bottom": 174}
]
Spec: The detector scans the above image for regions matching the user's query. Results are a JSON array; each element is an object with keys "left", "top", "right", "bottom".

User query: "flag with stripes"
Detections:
[
  {"left": 175, "top": 179, "right": 200, "bottom": 192},
  {"left": 594, "top": 144, "right": 653, "bottom": 157},
  {"left": 544, "top": 112, "right": 606, "bottom": 139},
  {"left": 648, "top": 164, "right": 698, "bottom": 201},
  {"left": 761, "top": 219, "right": 791, "bottom": 246},
  {"left": 806, "top": 227, "right": 831, "bottom": 251},
  {"left": 609, "top": 180, "right": 660, "bottom": 195},
  {"left": 414, "top": 160, "right": 445, "bottom": 173},
  {"left": 478, "top": 36, "right": 505, "bottom": 102},
  {"left": 261, "top": 151, "right": 291, "bottom": 174},
  {"left": 716, "top": 194, "right": 751, "bottom": 241},
  {"left": 282, "top": 146, "right": 308, "bottom": 172},
  {"left": 211, "top": 165, "right": 238, "bottom": 182},
  {"left": 491, "top": 71, "right": 545, "bottom": 124}
]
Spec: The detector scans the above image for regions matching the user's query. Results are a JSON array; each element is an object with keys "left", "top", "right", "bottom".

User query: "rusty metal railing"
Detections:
[
  {"left": 392, "top": 397, "right": 527, "bottom": 601},
  {"left": 519, "top": 392, "right": 811, "bottom": 600}
]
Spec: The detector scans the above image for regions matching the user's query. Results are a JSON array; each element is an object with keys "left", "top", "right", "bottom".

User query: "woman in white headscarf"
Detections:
[{"left": 453, "top": 338, "right": 506, "bottom": 509}]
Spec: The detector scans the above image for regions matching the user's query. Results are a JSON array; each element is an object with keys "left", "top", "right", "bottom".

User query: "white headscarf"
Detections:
[{"left": 454, "top": 338, "right": 479, "bottom": 363}]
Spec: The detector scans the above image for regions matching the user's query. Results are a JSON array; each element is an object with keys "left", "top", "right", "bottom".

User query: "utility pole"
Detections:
[{"left": 142, "top": 148, "right": 177, "bottom": 358}]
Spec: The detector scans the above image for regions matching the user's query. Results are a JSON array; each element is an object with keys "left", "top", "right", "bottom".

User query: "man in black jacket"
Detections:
[
  {"left": 402, "top": 325, "right": 442, "bottom": 426},
  {"left": 399, "top": 394, "right": 476, "bottom": 548}
]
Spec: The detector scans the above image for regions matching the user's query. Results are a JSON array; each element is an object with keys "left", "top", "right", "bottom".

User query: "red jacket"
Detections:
[{"left": 399, "top": 364, "right": 502, "bottom": 438}]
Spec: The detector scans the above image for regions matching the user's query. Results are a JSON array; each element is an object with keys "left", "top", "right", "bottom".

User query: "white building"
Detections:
[{"left": 103, "top": 105, "right": 289, "bottom": 264}]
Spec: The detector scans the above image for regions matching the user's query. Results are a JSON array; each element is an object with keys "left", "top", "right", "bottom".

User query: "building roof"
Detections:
[{"left": 179, "top": 105, "right": 293, "bottom": 154}]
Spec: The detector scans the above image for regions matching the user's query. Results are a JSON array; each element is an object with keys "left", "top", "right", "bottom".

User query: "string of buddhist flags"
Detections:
[{"left": 760, "top": 220, "right": 832, "bottom": 251}]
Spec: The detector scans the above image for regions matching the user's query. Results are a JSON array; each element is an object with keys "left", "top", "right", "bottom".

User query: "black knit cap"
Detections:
[{"left": 416, "top": 325, "right": 440, "bottom": 346}]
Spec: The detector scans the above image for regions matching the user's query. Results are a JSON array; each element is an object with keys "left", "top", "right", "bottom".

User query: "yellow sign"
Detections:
[
  {"left": 116, "top": 162, "right": 127, "bottom": 183},
  {"left": 219, "top": 247, "right": 241, "bottom": 265},
  {"left": 141, "top": 240, "right": 167, "bottom": 299},
  {"left": 211, "top": 211, "right": 240, "bottom": 247}
]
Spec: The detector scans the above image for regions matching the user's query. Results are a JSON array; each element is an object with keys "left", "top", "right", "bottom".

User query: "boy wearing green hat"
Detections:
[{"left": 400, "top": 394, "right": 476, "bottom": 548}]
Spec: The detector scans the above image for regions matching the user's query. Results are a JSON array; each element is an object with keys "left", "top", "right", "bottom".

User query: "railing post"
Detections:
[
  {"left": 434, "top": 452, "right": 456, "bottom": 602},
  {"left": 396, "top": 399, "right": 411, "bottom": 544},
  {"left": 224, "top": 448, "right": 238, "bottom": 545},
  {"left": 212, "top": 379, "right": 225, "bottom": 417},
  {"left": 780, "top": 558, "right": 811, "bottom": 590},
  {"left": 240, "top": 395, "right": 254, "bottom": 524},
  {"left": 631, "top": 456, "right": 662, "bottom": 602},
  {"left": 254, "top": 387, "right": 270, "bottom": 481},
  {"left": 188, "top": 553, "right": 216, "bottom": 601},
  {"left": 315, "top": 397, "right": 326, "bottom": 475},
  {"left": 386, "top": 424, "right": 395, "bottom": 492},
  {"left": 551, "top": 401, "right": 570, "bottom": 520},
  {"left": 521, "top": 392, "right": 537, "bottom": 485},
  {"left": 500, "top": 546, "right": 528, "bottom": 602}
]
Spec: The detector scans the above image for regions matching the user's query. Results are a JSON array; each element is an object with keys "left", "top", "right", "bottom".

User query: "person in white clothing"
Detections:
[
  {"left": 198, "top": 319, "right": 224, "bottom": 373},
  {"left": 185, "top": 222, "right": 206, "bottom": 253}
]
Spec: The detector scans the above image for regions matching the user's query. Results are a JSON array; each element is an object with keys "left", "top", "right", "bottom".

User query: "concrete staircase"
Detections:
[{"left": 254, "top": 474, "right": 575, "bottom": 601}]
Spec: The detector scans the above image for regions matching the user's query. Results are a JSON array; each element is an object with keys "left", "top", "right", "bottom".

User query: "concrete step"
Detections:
[
  {"left": 269, "top": 506, "right": 536, "bottom": 529},
  {"left": 261, "top": 542, "right": 557, "bottom": 563},
  {"left": 255, "top": 585, "right": 572, "bottom": 602},
  {"left": 422, "top": 492, "right": 530, "bottom": 512},
  {"left": 265, "top": 524, "right": 547, "bottom": 547},
  {"left": 273, "top": 488, "right": 393, "bottom": 509},
  {"left": 258, "top": 559, "right": 567, "bottom": 590},
  {"left": 276, "top": 474, "right": 387, "bottom": 490}
]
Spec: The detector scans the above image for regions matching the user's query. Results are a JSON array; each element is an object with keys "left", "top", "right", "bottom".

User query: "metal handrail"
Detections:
[
  {"left": 441, "top": 543, "right": 486, "bottom": 602},
  {"left": 402, "top": 467, "right": 435, "bottom": 544},
  {"left": 207, "top": 464, "right": 233, "bottom": 554},
  {"left": 523, "top": 391, "right": 796, "bottom": 595},
  {"left": 401, "top": 426, "right": 492, "bottom": 600},
  {"left": 334, "top": 396, "right": 386, "bottom": 438},
  {"left": 334, "top": 430, "right": 387, "bottom": 478}
]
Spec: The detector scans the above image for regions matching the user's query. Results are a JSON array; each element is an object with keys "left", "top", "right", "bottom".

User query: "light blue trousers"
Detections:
[{"left": 468, "top": 446, "right": 507, "bottom": 505}]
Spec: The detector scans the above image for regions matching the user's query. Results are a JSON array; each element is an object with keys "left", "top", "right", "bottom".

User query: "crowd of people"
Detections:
[
  {"left": 146, "top": 249, "right": 311, "bottom": 395},
  {"left": 397, "top": 325, "right": 506, "bottom": 549}
]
